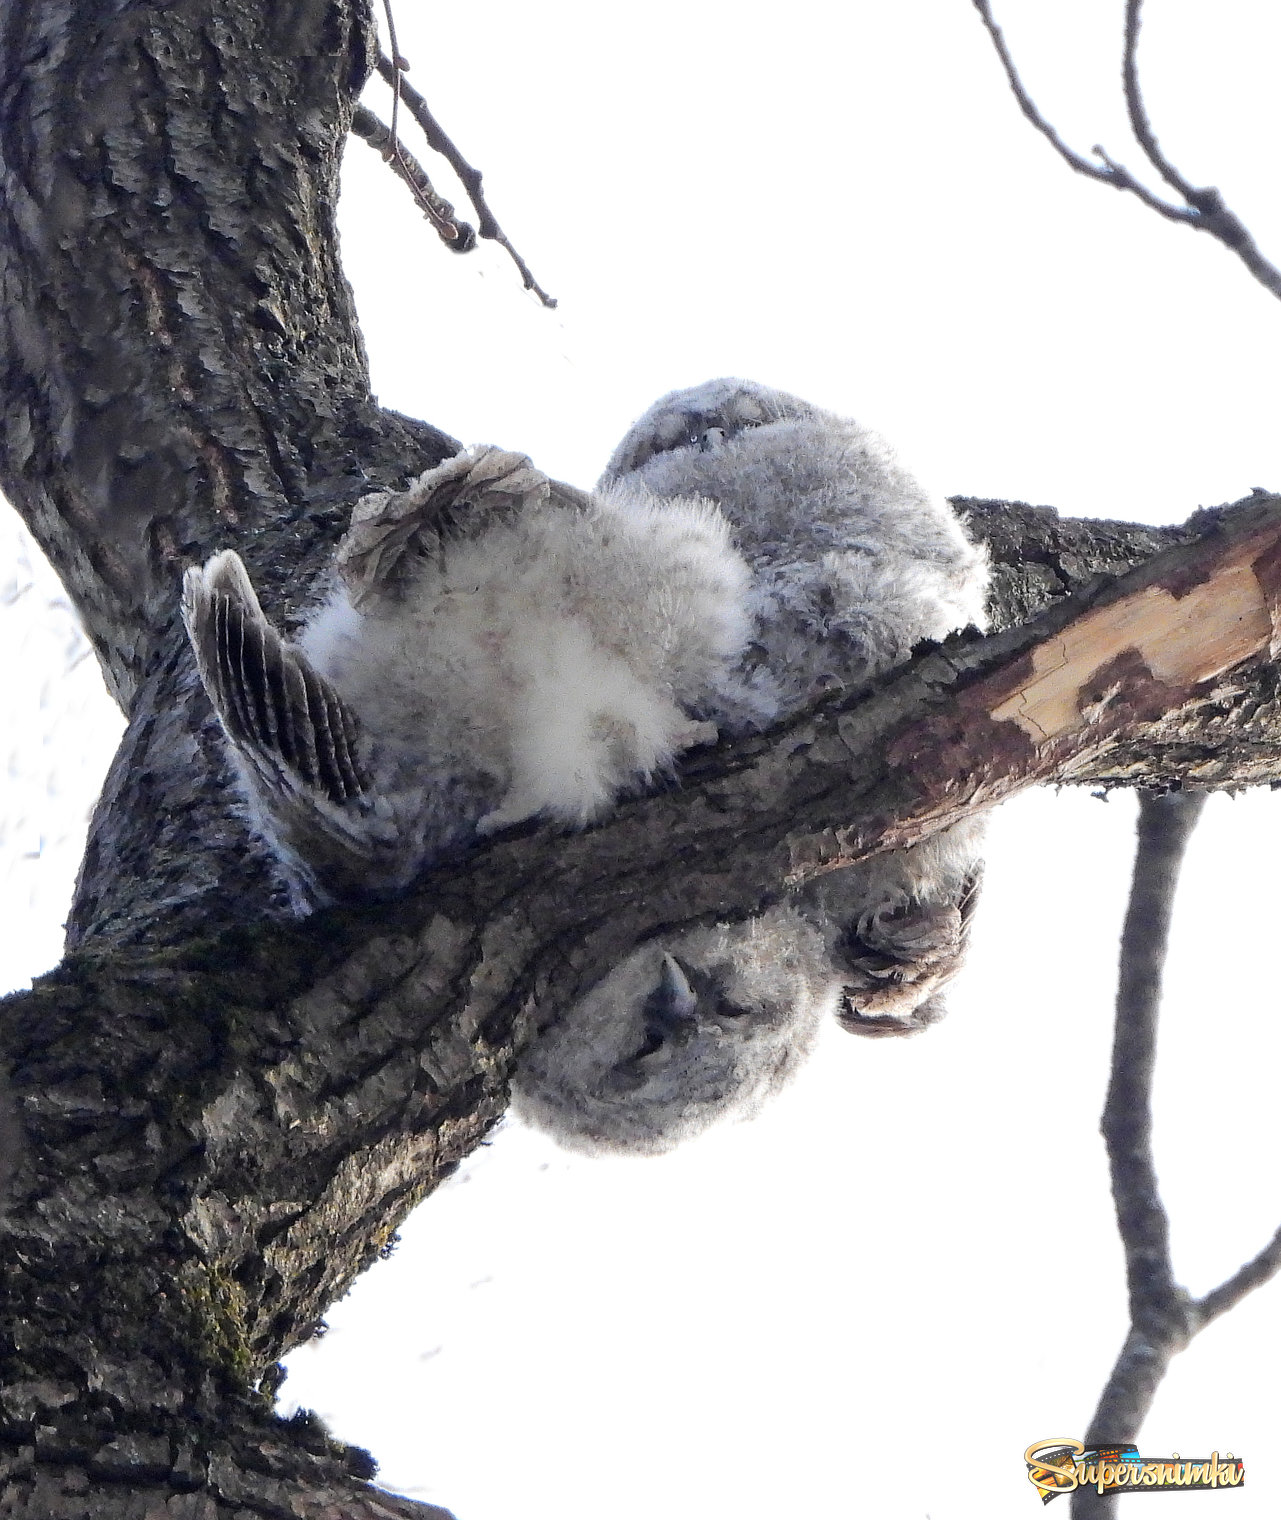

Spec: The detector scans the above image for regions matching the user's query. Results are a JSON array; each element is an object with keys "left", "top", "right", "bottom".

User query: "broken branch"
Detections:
[
  {"left": 374, "top": 53, "right": 557, "bottom": 307},
  {"left": 350, "top": 104, "right": 475, "bottom": 248}
]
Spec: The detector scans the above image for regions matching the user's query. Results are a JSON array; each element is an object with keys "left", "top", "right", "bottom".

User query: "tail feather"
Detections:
[{"left": 182, "top": 549, "right": 372, "bottom": 806}]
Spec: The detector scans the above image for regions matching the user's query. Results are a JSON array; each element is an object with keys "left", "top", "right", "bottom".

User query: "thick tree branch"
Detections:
[
  {"left": 0, "top": 0, "right": 456, "bottom": 710},
  {"left": 0, "top": 0, "right": 461, "bottom": 949},
  {"left": 52, "top": 494, "right": 1241, "bottom": 954},
  {"left": 5, "top": 0, "right": 1281, "bottom": 1514},
  {"left": 971, "top": 0, "right": 1281, "bottom": 303}
]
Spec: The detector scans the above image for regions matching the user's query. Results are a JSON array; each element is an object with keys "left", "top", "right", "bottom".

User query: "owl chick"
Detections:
[
  {"left": 513, "top": 907, "right": 837, "bottom": 1156},
  {"left": 182, "top": 445, "right": 754, "bottom": 903},
  {"left": 510, "top": 378, "right": 989, "bottom": 1155}
]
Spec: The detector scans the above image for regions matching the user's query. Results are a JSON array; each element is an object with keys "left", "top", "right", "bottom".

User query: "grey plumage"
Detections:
[
  {"left": 510, "top": 379, "right": 989, "bottom": 1154},
  {"left": 512, "top": 908, "right": 836, "bottom": 1156},
  {"left": 183, "top": 444, "right": 753, "bottom": 903},
  {"left": 601, "top": 378, "right": 987, "bottom": 726},
  {"left": 183, "top": 379, "right": 989, "bottom": 1158}
]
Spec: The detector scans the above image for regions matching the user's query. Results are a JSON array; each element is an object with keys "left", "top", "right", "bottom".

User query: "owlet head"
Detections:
[
  {"left": 511, "top": 908, "right": 833, "bottom": 1156},
  {"left": 601, "top": 378, "right": 818, "bottom": 484}
]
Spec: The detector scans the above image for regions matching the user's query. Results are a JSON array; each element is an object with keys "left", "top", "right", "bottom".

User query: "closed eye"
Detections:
[{"left": 632, "top": 1022, "right": 667, "bottom": 1061}]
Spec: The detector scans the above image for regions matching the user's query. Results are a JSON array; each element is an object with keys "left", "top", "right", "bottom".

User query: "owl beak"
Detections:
[{"left": 654, "top": 954, "right": 699, "bottom": 1026}]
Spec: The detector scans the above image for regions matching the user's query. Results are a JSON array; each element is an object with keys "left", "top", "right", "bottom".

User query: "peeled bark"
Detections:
[{"left": 4, "top": 1, "right": 1281, "bottom": 1517}]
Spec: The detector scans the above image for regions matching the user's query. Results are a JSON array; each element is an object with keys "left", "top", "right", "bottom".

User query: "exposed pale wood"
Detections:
[{"left": 990, "top": 552, "right": 1274, "bottom": 742}]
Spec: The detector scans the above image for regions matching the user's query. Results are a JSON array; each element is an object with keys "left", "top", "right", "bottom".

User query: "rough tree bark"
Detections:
[{"left": 3, "top": 2, "right": 1281, "bottom": 1517}]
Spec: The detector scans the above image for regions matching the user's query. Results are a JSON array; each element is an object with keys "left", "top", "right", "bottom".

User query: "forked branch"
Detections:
[{"left": 972, "top": 0, "right": 1281, "bottom": 302}]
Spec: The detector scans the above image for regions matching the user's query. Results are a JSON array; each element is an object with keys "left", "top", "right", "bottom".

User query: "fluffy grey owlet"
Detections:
[
  {"left": 182, "top": 446, "right": 754, "bottom": 903},
  {"left": 508, "top": 379, "right": 989, "bottom": 1154},
  {"left": 182, "top": 379, "right": 988, "bottom": 1156}
]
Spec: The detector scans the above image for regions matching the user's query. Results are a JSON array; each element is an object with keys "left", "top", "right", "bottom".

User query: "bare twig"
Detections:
[
  {"left": 358, "top": 1, "right": 466, "bottom": 245},
  {"left": 1197, "top": 1222, "right": 1281, "bottom": 1326},
  {"left": 350, "top": 105, "right": 476, "bottom": 249},
  {"left": 969, "top": 0, "right": 1193, "bottom": 223},
  {"left": 971, "top": 0, "right": 1281, "bottom": 303},
  {"left": 381, "top": 0, "right": 405, "bottom": 158},
  {"left": 352, "top": 6, "right": 555, "bottom": 301},
  {"left": 1087, "top": 795, "right": 1205, "bottom": 1435},
  {"left": 375, "top": 53, "right": 558, "bottom": 308},
  {"left": 1071, "top": 791, "right": 1281, "bottom": 1516},
  {"left": 1121, "top": 0, "right": 1195, "bottom": 203}
]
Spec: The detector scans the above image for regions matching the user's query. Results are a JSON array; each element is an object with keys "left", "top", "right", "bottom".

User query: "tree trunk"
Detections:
[
  {"left": 4, "top": 2, "right": 1281, "bottom": 1516},
  {"left": 0, "top": 0, "right": 456, "bottom": 955}
]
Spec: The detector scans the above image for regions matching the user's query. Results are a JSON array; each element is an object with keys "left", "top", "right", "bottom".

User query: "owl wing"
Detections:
[
  {"left": 181, "top": 549, "right": 402, "bottom": 900},
  {"left": 182, "top": 549, "right": 369, "bottom": 803},
  {"left": 337, "top": 445, "right": 576, "bottom": 611}
]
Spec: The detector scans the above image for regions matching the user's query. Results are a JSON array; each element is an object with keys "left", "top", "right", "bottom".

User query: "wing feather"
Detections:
[{"left": 182, "top": 549, "right": 370, "bottom": 804}]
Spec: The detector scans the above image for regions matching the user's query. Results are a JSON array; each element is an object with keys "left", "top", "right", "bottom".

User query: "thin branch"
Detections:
[
  {"left": 379, "top": 0, "right": 406, "bottom": 122},
  {"left": 357, "top": 0, "right": 469, "bottom": 245},
  {"left": 1071, "top": 793, "right": 1204, "bottom": 1517},
  {"left": 1072, "top": 791, "right": 1281, "bottom": 1515},
  {"left": 350, "top": 105, "right": 476, "bottom": 249},
  {"left": 1196, "top": 1222, "right": 1281, "bottom": 1326},
  {"left": 1084, "top": 147, "right": 1202, "bottom": 227},
  {"left": 370, "top": 0, "right": 461, "bottom": 243},
  {"left": 969, "top": 0, "right": 1194, "bottom": 222},
  {"left": 971, "top": 0, "right": 1281, "bottom": 303},
  {"left": 969, "top": 0, "right": 1099, "bottom": 176},
  {"left": 375, "top": 53, "right": 557, "bottom": 308},
  {"left": 1102, "top": 793, "right": 1204, "bottom": 1326},
  {"left": 356, "top": 1, "right": 558, "bottom": 303},
  {"left": 1122, "top": 0, "right": 1195, "bottom": 202}
]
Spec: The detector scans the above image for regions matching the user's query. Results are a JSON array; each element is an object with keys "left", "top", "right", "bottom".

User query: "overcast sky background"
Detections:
[{"left": 3, "top": 0, "right": 1281, "bottom": 1515}]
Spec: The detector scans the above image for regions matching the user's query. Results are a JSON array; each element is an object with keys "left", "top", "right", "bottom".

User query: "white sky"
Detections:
[{"left": 3, "top": 0, "right": 1281, "bottom": 1515}]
